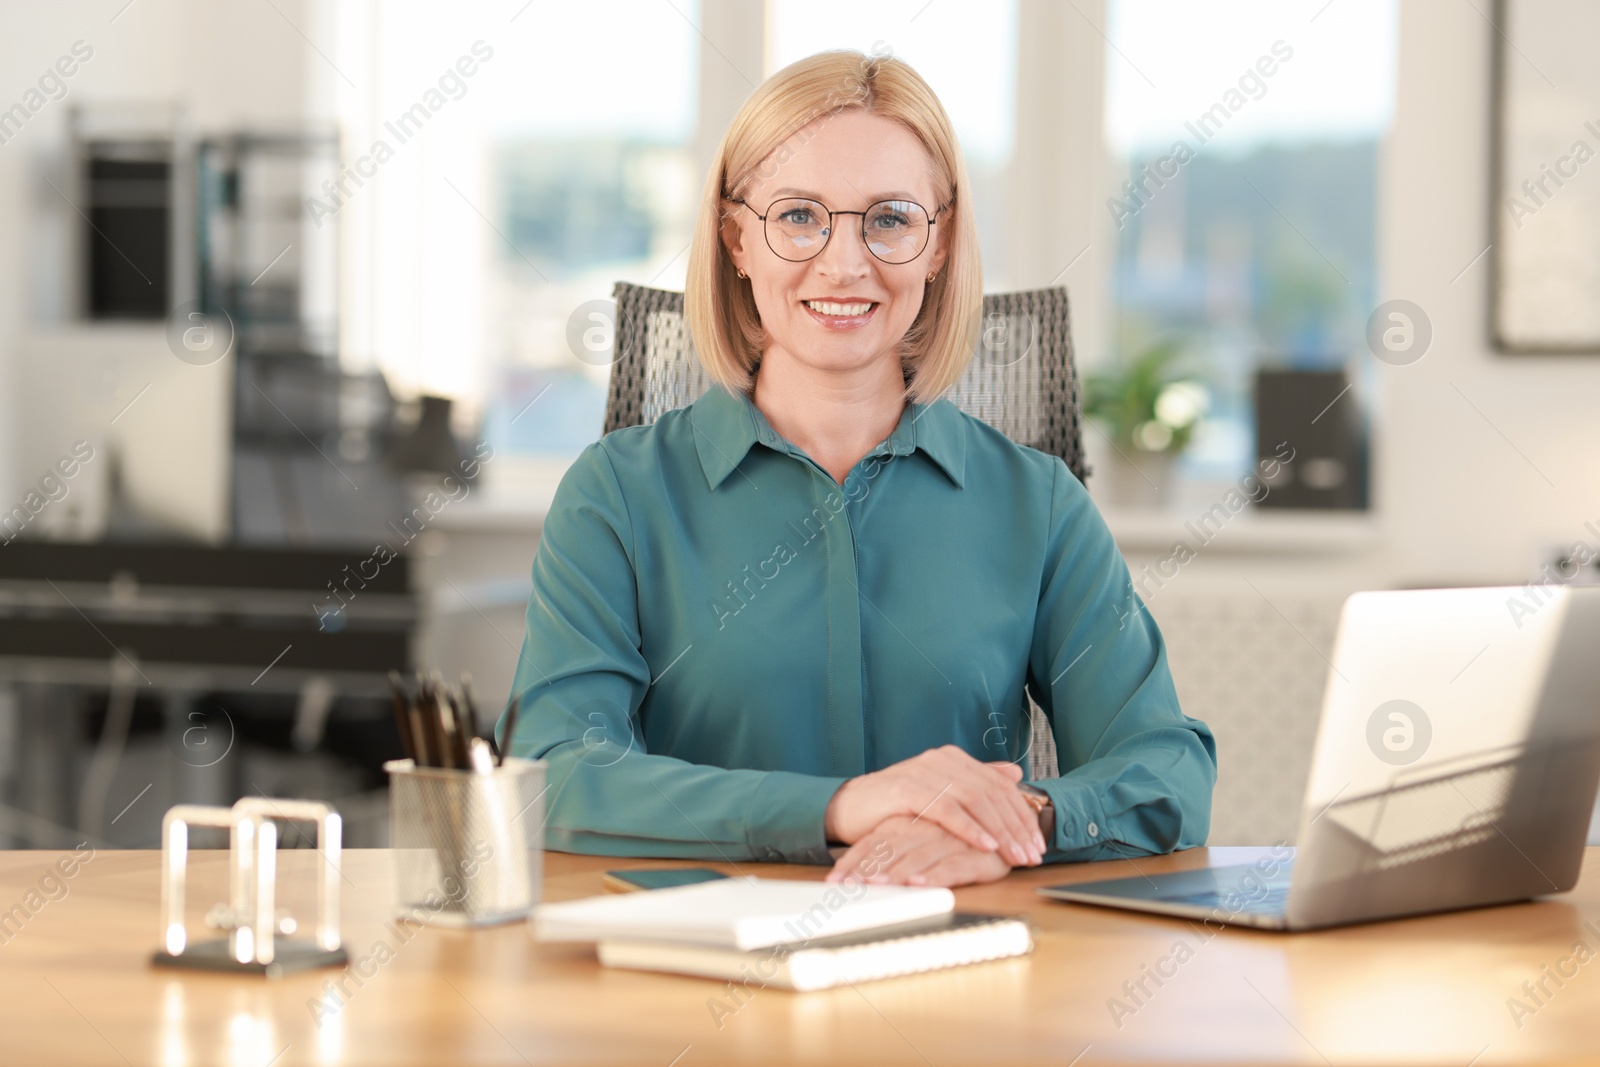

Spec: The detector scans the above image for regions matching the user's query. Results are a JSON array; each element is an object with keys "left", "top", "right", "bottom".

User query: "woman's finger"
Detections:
[
  {"left": 876, "top": 830, "right": 968, "bottom": 884},
  {"left": 909, "top": 792, "right": 1002, "bottom": 854},
  {"left": 957, "top": 780, "right": 1040, "bottom": 866},
  {"left": 911, "top": 751, "right": 1026, "bottom": 852},
  {"left": 916, "top": 848, "right": 1011, "bottom": 887},
  {"left": 929, "top": 754, "right": 1041, "bottom": 863},
  {"left": 827, "top": 820, "right": 922, "bottom": 884}
]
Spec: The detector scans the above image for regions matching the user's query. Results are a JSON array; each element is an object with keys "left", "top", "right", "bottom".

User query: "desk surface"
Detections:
[{"left": 2, "top": 846, "right": 1598, "bottom": 1066}]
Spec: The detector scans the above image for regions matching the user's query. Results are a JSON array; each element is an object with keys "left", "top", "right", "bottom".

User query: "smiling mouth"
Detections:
[
  {"left": 802, "top": 299, "right": 879, "bottom": 329},
  {"left": 804, "top": 300, "right": 876, "bottom": 315}
]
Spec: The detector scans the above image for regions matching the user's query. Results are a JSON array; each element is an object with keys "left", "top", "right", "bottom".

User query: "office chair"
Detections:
[{"left": 603, "top": 282, "right": 1091, "bottom": 780}]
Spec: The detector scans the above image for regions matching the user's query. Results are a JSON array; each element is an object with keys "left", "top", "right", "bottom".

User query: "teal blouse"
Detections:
[{"left": 503, "top": 385, "right": 1216, "bottom": 865}]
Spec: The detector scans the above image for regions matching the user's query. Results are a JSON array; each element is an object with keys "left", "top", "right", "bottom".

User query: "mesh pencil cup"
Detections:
[{"left": 384, "top": 757, "right": 545, "bottom": 927}]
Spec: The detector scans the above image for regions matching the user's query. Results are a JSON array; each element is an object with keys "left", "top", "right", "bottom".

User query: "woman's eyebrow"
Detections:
[{"left": 768, "top": 186, "right": 923, "bottom": 203}]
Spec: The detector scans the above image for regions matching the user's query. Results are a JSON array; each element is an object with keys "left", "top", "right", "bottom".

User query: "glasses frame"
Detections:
[{"left": 724, "top": 194, "right": 953, "bottom": 265}]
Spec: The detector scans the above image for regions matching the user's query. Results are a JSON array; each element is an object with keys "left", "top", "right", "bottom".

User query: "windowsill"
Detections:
[{"left": 1098, "top": 504, "right": 1380, "bottom": 556}]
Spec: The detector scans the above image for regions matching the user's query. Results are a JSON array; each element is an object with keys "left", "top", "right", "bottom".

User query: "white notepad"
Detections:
[
  {"left": 533, "top": 877, "right": 956, "bottom": 951},
  {"left": 599, "top": 912, "right": 1034, "bottom": 991}
]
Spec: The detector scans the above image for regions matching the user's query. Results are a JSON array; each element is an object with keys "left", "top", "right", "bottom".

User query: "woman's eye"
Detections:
[
  {"left": 779, "top": 209, "right": 816, "bottom": 226},
  {"left": 871, "top": 212, "right": 910, "bottom": 229}
]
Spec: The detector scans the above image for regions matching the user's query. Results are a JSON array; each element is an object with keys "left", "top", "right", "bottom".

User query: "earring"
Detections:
[
  {"left": 926, "top": 272, "right": 937, "bottom": 283},
  {"left": 736, "top": 268, "right": 748, "bottom": 279}
]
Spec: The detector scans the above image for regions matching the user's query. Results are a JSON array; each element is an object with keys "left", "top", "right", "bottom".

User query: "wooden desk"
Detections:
[{"left": 3, "top": 846, "right": 1598, "bottom": 1066}]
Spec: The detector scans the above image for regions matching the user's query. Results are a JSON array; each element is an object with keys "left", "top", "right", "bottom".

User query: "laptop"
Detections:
[{"left": 1039, "top": 584, "right": 1600, "bottom": 931}]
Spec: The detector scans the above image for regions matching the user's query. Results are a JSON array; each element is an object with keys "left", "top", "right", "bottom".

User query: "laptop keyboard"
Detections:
[{"left": 1162, "top": 883, "right": 1291, "bottom": 915}]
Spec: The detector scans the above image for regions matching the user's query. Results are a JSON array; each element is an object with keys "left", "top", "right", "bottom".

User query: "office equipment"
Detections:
[
  {"left": 196, "top": 130, "right": 428, "bottom": 547},
  {"left": 534, "top": 877, "right": 955, "bottom": 951},
  {"left": 0, "top": 541, "right": 414, "bottom": 689},
  {"left": 7, "top": 846, "right": 1600, "bottom": 1064},
  {"left": 604, "top": 282, "right": 1084, "bottom": 783},
  {"left": 151, "top": 797, "right": 344, "bottom": 977},
  {"left": 1253, "top": 368, "right": 1369, "bottom": 510},
  {"left": 496, "top": 684, "right": 520, "bottom": 766},
  {"left": 196, "top": 131, "right": 340, "bottom": 361},
  {"left": 69, "top": 103, "right": 187, "bottom": 321},
  {"left": 389, "top": 395, "right": 472, "bottom": 474},
  {"left": 387, "top": 671, "right": 484, "bottom": 770},
  {"left": 385, "top": 756, "right": 543, "bottom": 926},
  {"left": 387, "top": 671, "right": 417, "bottom": 762},
  {"left": 598, "top": 911, "right": 1033, "bottom": 991},
  {"left": 0, "top": 539, "right": 416, "bottom": 844},
  {"left": 602, "top": 867, "right": 730, "bottom": 892},
  {"left": 1040, "top": 584, "right": 1600, "bottom": 930}
]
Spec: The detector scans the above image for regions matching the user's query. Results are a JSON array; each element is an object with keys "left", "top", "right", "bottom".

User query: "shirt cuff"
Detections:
[
  {"left": 1032, "top": 777, "right": 1110, "bottom": 858},
  {"left": 745, "top": 770, "right": 850, "bottom": 865}
]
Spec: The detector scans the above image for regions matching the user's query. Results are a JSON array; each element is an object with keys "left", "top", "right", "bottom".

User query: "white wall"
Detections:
[{"left": 1376, "top": 0, "right": 1600, "bottom": 586}]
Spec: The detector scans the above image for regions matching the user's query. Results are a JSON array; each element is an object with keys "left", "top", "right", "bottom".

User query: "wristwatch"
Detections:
[{"left": 1017, "top": 782, "right": 1054, "bottom": 842}]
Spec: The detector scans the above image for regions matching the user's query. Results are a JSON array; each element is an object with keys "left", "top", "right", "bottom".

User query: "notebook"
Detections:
[
  {"left": 599, "top": 912, "right": 1034, "bottom": 991},
  {"left": 533, "top": 877, "right": 955, "bottom": 951}
]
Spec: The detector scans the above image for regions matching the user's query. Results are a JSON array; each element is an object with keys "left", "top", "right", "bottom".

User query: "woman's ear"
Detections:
[
  {"left": 928, "top": 203, "right": 953, "bottom": 276},
  {"left": 719, "top": 206, "right": 749, "bottom": 277}
]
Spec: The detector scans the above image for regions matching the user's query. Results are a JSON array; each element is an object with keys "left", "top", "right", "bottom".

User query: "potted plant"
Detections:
[{"left": 1082, "top": 340, "right": 1209, "bottom": 508}]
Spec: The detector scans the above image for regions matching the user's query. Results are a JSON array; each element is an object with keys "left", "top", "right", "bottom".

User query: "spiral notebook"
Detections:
[{"left": 598, "top": 912, "right": 1033, "bottom": 992}]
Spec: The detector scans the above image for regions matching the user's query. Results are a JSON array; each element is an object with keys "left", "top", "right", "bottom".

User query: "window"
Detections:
[
  {"left": 1103, "top": 0, "right": 1398, "bottom": 487},
  {"left": 478, "top": 1, "right": 699, "bottom": 468},
  {"left": 332, "top": 0, "right": 700, "bottom": 484}
]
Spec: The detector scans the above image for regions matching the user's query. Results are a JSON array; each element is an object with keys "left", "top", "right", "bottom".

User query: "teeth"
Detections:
[{"left": 805, "top": 300, "right": 874, "bottom": 317}]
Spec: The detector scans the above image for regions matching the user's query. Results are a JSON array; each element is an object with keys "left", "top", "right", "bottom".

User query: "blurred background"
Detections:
[{"left": 1, "top": 0, "right": 1597, "bottom": 850}]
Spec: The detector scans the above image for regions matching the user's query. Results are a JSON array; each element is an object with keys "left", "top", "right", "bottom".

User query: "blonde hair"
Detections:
[{"left": 685, "top": 50, "right": 983, "bottom": 403}]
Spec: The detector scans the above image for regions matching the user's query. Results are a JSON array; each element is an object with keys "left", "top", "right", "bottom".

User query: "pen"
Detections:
[
  {"left": 468, "top": 735, "right": 496, "bottom": 774},
  {"left": 408, "top": 700, "right": 432, "bottom": 767},
  {"left": 462, "top": 677, "right": 497, "bottom": 762},
  {"left": 497, "top": 692, "right": 520, "bottom": 768},
  {"left": 387, "top": 670, "right": 417, "bottom": 762},
  {"left": 427, "top": 672, "right": 457, "bottom": 770},
  {"left": 414, "top": 671, "right": 443, "bottom": 768},
  {"left": 444, "top": 683, "right": 472, "bottom": 769}
]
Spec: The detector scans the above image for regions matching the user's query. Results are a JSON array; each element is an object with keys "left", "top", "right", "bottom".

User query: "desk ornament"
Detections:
[{"left": 151, "top": 797, "right": 347, "bottom": 977}]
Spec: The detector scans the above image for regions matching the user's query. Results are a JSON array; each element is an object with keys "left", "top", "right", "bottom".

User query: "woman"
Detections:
[{"left": 503, "top": 50, "right": 1216, "bottom": 888}]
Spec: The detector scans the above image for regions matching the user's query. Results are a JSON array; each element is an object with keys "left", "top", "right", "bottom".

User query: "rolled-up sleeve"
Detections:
[
  {"left": 500, "top": 441, "right": 846, "bottom": 863},
  {"left": 1026, "top": 459, "right": 1217, "bottom": 861}
]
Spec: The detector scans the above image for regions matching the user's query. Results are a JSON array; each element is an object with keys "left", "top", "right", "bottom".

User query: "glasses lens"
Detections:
[
  {"left": 765, "top": 198, "right": 830, "bottom": 261},
  {"left": 863, "top": 200, "right": 930, "bottom": 264}
]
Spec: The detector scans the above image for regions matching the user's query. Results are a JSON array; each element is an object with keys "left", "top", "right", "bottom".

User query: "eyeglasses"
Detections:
[{"left": 724, "top": 195, "right": 949, "bottom": 265}]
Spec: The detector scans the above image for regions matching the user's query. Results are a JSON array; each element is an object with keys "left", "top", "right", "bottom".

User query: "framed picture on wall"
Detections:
[{"left": 1491, "top": 0, "right": 1600, "bottom": 352}]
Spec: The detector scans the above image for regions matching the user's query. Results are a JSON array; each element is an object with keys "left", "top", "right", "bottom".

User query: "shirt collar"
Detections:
[{"left": 688, "top": 386, "right": 967, "bottom": 491}]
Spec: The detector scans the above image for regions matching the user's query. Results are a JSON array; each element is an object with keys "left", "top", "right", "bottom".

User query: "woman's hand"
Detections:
[
  {"left": 827, "top": 815, "right": 1013, "bottom": 888},
  {"left": 823, "top": 745, "right": 1045, "bottom": 867}
]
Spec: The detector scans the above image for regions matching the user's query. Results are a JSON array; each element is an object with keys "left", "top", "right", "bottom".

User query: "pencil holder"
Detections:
[{"left": 384, "top": 757, "right": 545, "bottom": 927}]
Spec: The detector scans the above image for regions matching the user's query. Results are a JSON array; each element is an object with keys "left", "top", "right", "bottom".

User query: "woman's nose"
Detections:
[{"left": 813, "top": 218, "right": 873, "bottom": 281}]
